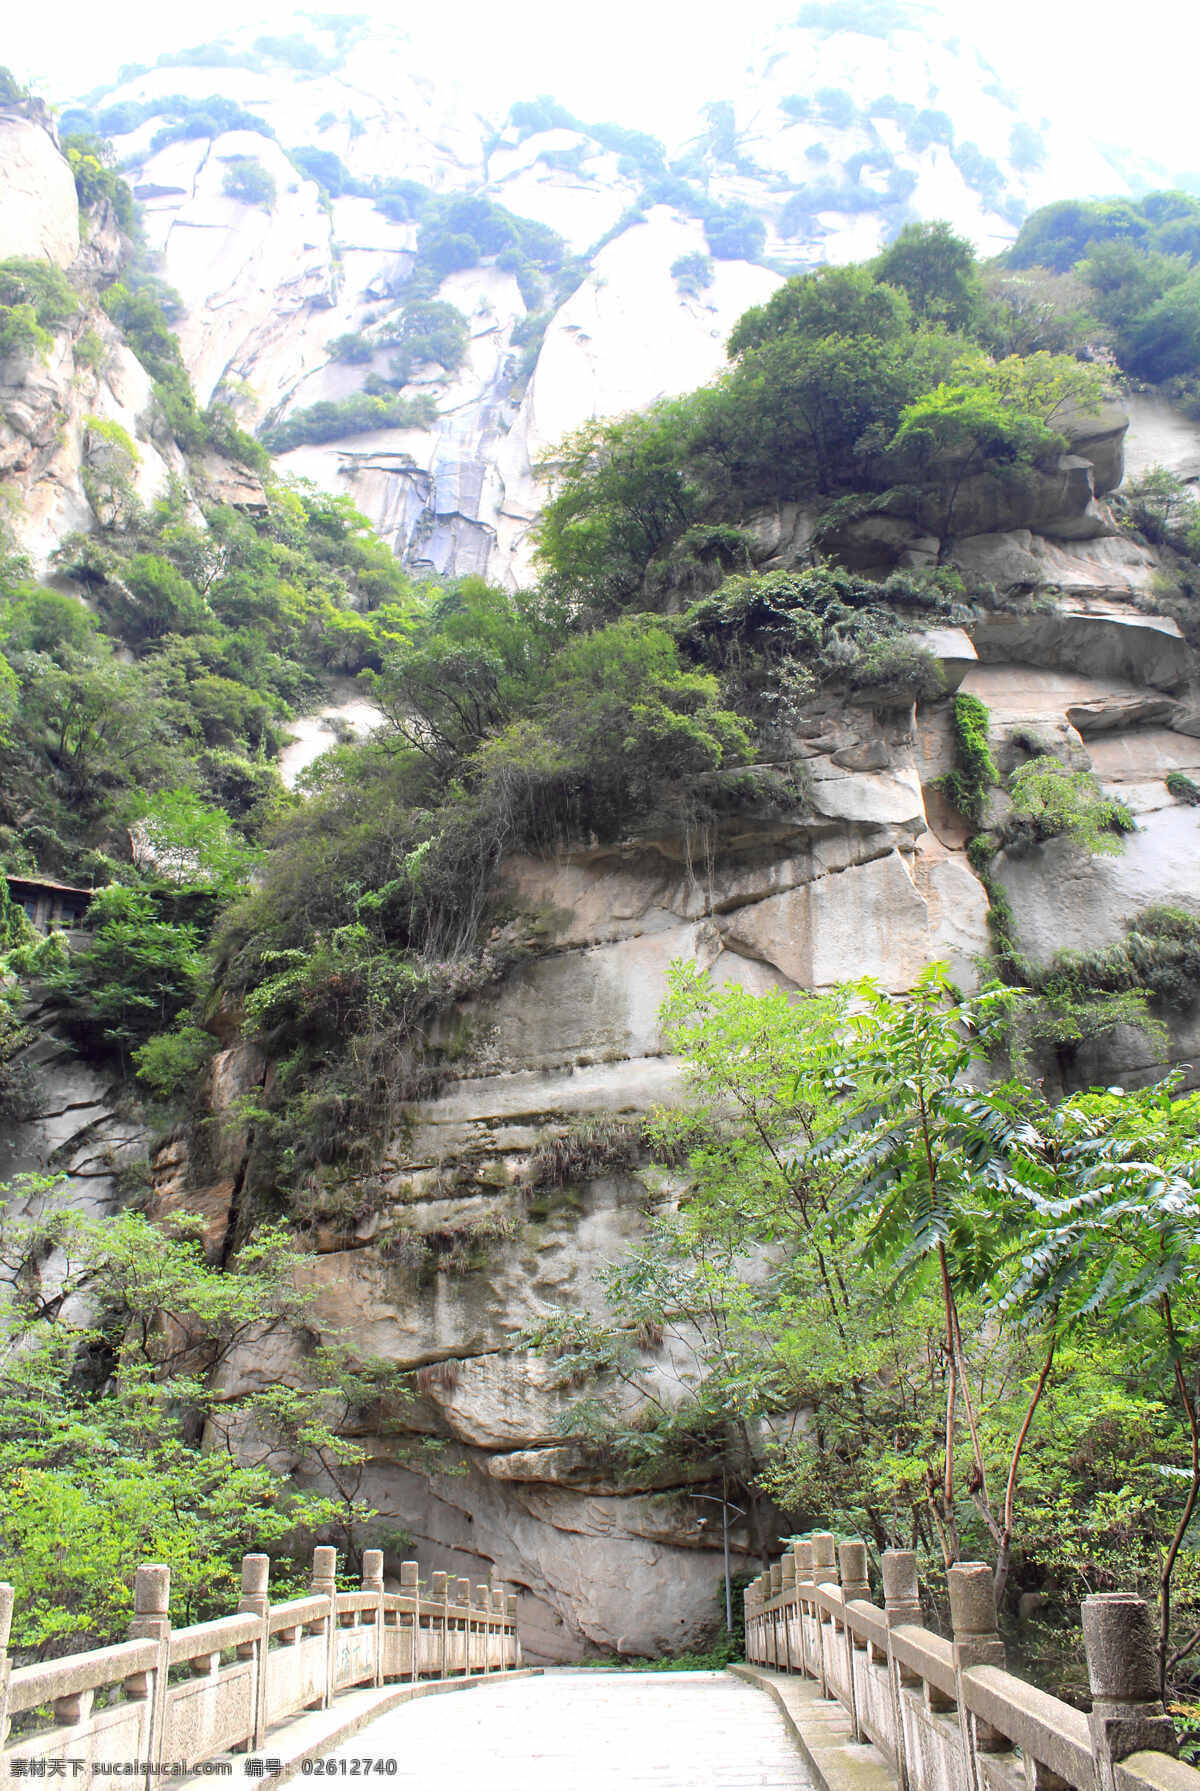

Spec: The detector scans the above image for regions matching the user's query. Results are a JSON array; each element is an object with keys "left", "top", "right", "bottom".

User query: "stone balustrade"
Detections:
[
  {"left": 0, "top": 1549, "right": 522, "bottom": 1788},
  {"left": 745, "top": 1536, "right": 1200, "bottom": 1791}
]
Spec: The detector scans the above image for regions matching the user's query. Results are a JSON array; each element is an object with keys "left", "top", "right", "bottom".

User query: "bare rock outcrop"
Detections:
[{"left": 0, "top": 111, "right": 79, "bottom": 267}]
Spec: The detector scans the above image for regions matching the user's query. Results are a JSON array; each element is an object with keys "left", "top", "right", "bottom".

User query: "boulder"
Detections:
[
  {"left": 905, "top": 625, "right": 977, "bottom": 693},
  {"left": 950, "top": 530, "right": 1158, "bottom": 597},
  {"left": 1060, "top": 398, "right": 1130, "bottom": 496},
  {"left": 969, "top": 603, "right": 1188, "bottom": 692}
]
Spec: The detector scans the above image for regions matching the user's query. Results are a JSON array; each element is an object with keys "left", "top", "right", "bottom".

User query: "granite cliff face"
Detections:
[
  {"left": 144, "top": 400, "right": 1200, "bottom": 1660},
  {"left": 5, "top": 24, "right": 1200, "bottom": 1662},
  {"left": 51, "top": 10, "right": 1135, "bottom": 588}
]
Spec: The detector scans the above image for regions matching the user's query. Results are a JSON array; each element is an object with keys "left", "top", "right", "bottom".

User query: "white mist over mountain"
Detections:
[{"left": 8, "top": 0, "right": 1200, "bottom": 181}]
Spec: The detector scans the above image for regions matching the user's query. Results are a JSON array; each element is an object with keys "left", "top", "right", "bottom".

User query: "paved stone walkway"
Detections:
[{"left": 317, "top": 1669, "right": 816, "bottom": 1789}]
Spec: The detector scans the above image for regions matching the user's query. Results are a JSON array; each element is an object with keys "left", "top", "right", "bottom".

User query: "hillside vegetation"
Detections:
[{"left": 7, "top": 79, "right": 1200, "bottom": 1682}]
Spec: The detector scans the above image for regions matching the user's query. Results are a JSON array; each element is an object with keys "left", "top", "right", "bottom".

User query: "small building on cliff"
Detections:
[{"left": 5, "top": 875, "right": 92, "bottom": 931}]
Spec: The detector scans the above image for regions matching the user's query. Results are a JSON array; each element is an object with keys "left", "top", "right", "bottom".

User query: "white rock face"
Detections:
[
  {"left": 15, "top": 16, "right": 1196, "bottom": 1664},
  {"left": 71, "top": 11, "right": 1142, "bottom": 587},
  {"left": 0, "top": 112, "right": 79, "bottom": 266},
  {"left": 278, "top": 689, "right": 382, "bottom": 787},
  {"left": 995, "top": 809, "right": 1200, "bottom": 969},
  {"left": 1123, "top": 391, "right": 1200, "bottom": 485}
]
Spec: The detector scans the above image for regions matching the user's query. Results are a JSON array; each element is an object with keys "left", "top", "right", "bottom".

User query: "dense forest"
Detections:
[{"left": 6, "top": 68, "right": 1200, "bottom": 1713}]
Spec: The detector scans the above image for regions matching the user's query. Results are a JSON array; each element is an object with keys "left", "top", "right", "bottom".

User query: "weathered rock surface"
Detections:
[
  {"left": 68, "top": 12, "right": 1143, "bottom": 588},
  {"left": 9, "top": 18, "right": 1200, "bottom": 1665},
  {"left": 0, "top": 110, "right": 79, "bottom": 267}
]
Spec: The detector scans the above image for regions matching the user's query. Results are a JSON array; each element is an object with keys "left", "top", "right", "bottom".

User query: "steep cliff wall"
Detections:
[
  {"left": 6, "top": 18, "right": 1200, "bottom": 1665},
  {"left": 61, "top": 12, "right": 1137, "bottom": 587},
  {"left": 126, "top": 392, "right": 1200, "bottom": 1661}
]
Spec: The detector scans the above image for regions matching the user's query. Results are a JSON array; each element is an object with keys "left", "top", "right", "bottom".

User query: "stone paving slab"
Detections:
[
  {"left": 729, "top": 1666, "right": 896, "bottom": 1791},
  {"left": 173, "top": 1671, "right": 544, "bottom": 1791},
  {"left": 313, "top": 1668, "right": 818, "bottom": 1790}
]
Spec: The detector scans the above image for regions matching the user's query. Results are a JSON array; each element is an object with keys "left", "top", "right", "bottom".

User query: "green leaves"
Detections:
[
  {"left": 1005, "top": 756, "right": 1136, "bottom": 856},
  {"left": 50, "top": 885, "right": 204, "bottom": 1066},
  {"left": 0, "top": 1190, "right": 399, "bottom": 1648}
]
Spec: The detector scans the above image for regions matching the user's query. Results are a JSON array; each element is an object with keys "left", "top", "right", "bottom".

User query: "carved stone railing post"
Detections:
[
  {"left": 494, "top": 1588, "right": 507, "bottom": 1671},
  {"left": 311, "top": 1545, "right": 338, "bottom": 1708},
  {"left": 1083, "top": 1593, "right": 1178, "bottom": 1791},
  {"left": 949, "top": 1562, "right": 1006, "bottom": 1791},
  {"left": 480, "top": 1590, "right": 494, "bottom": 1669},
  {"left": 811, "top": 1533, "right": 837, "bottom": 1700},
  {"left": 488, "top": 1588, "right": 500, "bottom": 1672},
  {"left": 360, "top": 1550, "right": 385, "bottom": 1688},
  {"left": 455, "top": 1578, "right": 471, "bottom": 1675},
  {"left": 792, "top": 1541, "right": 815, "bottom": 1677},
  {"left": 505, "top": 1592, "right": 521, "bottom": 1669},
  {"left": 126, "top": 1564, "right": 171, "bottom": 1791},
  {"left": 882, "top": 1550, "right": 922, "bottom": 1791},
  {"left": 768, "top": 1562, "right": 783, "bottom": 1670},
  {"left": 780, "top": 1552, "right": 797, "bottom": 1673},
  {"left": 238, "top": 1554, "right": 271, "bottom": 1747},
  {"left": 430, "top": 1571, "right": 449, "bottom": 1679},
  {"left": 399, "top": 1562, "right": 420, "bottom": 1683},
  {"left": 839, "top": 1540, "right": 870, "bottom": 1742},
  {"left": 0, "top": 1584, "right": 12, "bottom": 1747}
]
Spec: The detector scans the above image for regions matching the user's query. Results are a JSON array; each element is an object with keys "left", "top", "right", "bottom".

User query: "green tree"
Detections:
[
  {"left": 130, "top": 788, "right": 261, "bottom": 890},
  {"left": 0, "top": 1188, "right": 397, "bottom": 1649},
  {"left": 535, "top": 401, "right": 706, "bottom": 610},
  {"left": 50, "top": 885, "right": 204, "bottom": 1067},
  {"left": 1005, "top": 756, "right": 1134, "bottom": 854},
  {"left": 874, "top": 220, "right": 982, "bottom": 330},
  {"left": 222, "top": 156, "right": 277, "bottom": 210},
  {"left": 885, "top": 381, "right": 1062, "bottom": 542}
]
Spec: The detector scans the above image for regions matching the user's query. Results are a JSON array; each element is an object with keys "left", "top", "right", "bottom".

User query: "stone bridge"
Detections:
[{"left": 4, "top": 1541, "right": 1200, "bottom": 1791}]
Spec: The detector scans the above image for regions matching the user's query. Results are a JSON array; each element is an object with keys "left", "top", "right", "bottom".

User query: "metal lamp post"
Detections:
[{"left": 693, "top": 1475, "right": 747, "bottom": 1632}]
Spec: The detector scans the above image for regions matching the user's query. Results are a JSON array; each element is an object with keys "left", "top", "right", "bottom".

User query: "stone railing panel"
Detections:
[
  {"left": 163, "top": 1654, "right": 257, "bottom": 1766},
  {"left": 0, "top": 1549, "right": 522, "bottom": 1790},
  {"left": 745, "top": 1541, "right": 1200, "bottom": 1791}
]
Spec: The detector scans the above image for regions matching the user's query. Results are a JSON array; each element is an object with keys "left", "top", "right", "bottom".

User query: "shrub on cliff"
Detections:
[
  {"left": 221, "top": 156, "right": 276, "bottom": 211},
  {"left": 261, "top": 392, "right": 438, "bottom": 450},
  {"left": 0, "top": 1193, "right": 397, "bottom": 1649},
  {"left": 1002, "top": 756, "right": 1136, "bottom": 855},
  {"left": 0, "top": 259, "right": 78, "bottom": 358}
]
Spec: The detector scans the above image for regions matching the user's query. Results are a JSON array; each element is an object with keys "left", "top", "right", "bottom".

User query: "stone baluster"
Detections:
[
  {"left": 810, "top": 1534, "right": 837, "bottom": 1699},
  {"left": 455, "top": 1578, "right": 472, "bottom": 1676},
  {"left": 361, "top": 1550, "right": 385, "bottom": 1688},
  {"left": 811, "top": 1533, "right": 837, "bottom": 1583},
  {"left": 399, "top": 1562, "right": 420, "bottom": 1682},
  {"left": 949, "top": 1562, "right": 1008, "bottom": 1791},
  {"left": 125, "top": 1564, "right": 171, "bottom": 1789},
  {"left": 882, "top": 1550, "right": 922, "bottom": 1791},
  {"left": 238, "top": 1554, "right": 271, "bottom": 1747},
  {"left": 792, "top": 1541, "right": 815, "bottom": 1677},
  {"left": 310, "top": 1545, "right": 338, "bottom": 1709},
  {"left": 431, "top": 1571, "right": 450, "bottom": 1679},
  {"left": 768, "top": 1561, "right": 783, "bottom": 1670},
  {"left": 839, "top": 1540, "right": 871, "bottom": 1636},
  {"left": 476, "top": 1586, "right": 492, "bottom": 1676},
  {"left": 780, "top": 1551, "right": 797, "bottom": 1673},
  {"left": 0, "top": 1583, "right": 12, "bottom": 1747},
  {"left": 505, "top": 1592, "right": 521, "bottom": 1669},
  {"left": 488, "top": 1587, "right": 500, "bottom": 1672},
  {"left": 493, "top": 1588, "right": 507, "bottom": 1671},
  {"left": 1083, "top": 1593, "right": 1178, "bottom": 1791},
  {"left": 838, "top": 1540, "right": 871, "bottom": 1742}
]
